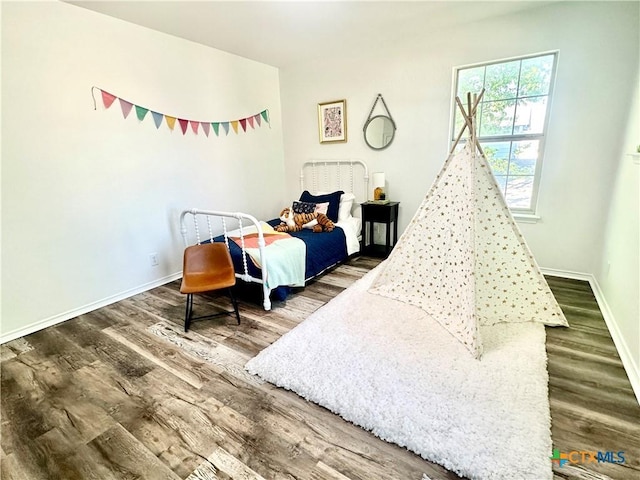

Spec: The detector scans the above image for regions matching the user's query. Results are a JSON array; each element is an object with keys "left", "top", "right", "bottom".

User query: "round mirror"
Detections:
[{"left": 364, "top": 115, "right": 396, "bottom": 150}]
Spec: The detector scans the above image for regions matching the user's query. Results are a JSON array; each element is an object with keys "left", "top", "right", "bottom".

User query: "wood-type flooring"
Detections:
[{"left": 1, "top": 256, "right": 639, "bottom": 480}]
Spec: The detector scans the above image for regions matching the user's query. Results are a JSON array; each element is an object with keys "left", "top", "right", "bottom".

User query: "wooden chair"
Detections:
[{"left": 180, "top": 243, "right": 240, "bottom": 332}]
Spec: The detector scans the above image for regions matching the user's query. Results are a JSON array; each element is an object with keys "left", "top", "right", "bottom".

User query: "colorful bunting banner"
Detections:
[
  {"left": 151, "top": 111, "right": 163, "bottom": 128},
  {"left": 135, "top": 105, "right": 149, "bottom": 121},
  {"left": 91, "top": 86, "right": 271, "bottom": 138},
  {"left": 119, "top": 98, "right": 133, "bottom": 119},
  {"left": 178, "top": 118, "right": 188, "bottom": 135},
  {"left": 101, "top": 90, "right": 116, "bottom": 109}
]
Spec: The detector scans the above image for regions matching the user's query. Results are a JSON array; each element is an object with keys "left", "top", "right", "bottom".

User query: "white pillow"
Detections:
[
  {"left": 338, "top": 193, "right": 356, "bottom": 221},
  {"left": 317, "top": 191, "right": 356, "bottom": 221}
]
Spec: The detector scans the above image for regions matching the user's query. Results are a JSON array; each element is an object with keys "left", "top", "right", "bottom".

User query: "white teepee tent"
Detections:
[{"left": 369, "top": 92, "right": 568, "bottom": 358}]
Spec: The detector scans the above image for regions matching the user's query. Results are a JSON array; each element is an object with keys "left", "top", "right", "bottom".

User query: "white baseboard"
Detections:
[
  {"left": 588, "top": 278, "right": 640, "bottom": 406},
  {"left": 541, "top": 267, "right": 640, "bottom": 405},
  {"left": 0, "top": 272, "right": 183, "bottom": 345},
  {"left": 539, "top": 266, "right": 592, "bottom": 282}
]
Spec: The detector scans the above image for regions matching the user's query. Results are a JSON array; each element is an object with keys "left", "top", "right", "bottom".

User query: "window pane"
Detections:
[
  {"left": 454, "top": 67, "right": 484, "bottom": 139},
  {"left": 452, "top": 141, "right": 466, "bottom": 153},
  {"left": 505, "top": 176, "right": 534, "bottom": 209},
  {"left": 479, "top": 99, "right": 516, "bottom": 136},
  {"left": 484, "top": 60, "right": 520, "bottom": 101},
  {"left": 457, "top": 66, "right": 485, "bottom": 97},
  {"left": 452, "top": 52, "right": 557, "bottom": 214},
  {"left": 514, "top": 97, "right": 548, "bottom": 134},
  {"left": 493, "top": 175, "right": 508, "bottom": 193},
  {"left": 510, "top": 140, "right": 539, "bottom": 175},
  {"left": 453, "top": 108, "right": 466, "bottom": 140},
  {"left": 482, "top": 141, "right": 511, "bottom": 175},
  {"left": 518, "top": 55, "right": 554, "bottom": 97}
]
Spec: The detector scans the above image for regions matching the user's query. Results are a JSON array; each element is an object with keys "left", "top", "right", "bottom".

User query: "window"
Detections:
[{"left": 452, "top": 52, "right": 558, "bottom": 214}]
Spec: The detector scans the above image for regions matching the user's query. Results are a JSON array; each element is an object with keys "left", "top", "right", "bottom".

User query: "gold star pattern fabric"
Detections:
[{"left": 369, "top": 142, "right": 568, "bottom": 359}]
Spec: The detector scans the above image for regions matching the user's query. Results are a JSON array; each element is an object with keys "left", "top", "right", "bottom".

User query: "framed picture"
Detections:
[{"left": 318, "top": 99, "right": 347, "bottom": 143}]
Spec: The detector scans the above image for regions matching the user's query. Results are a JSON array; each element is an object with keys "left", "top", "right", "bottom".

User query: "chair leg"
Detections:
[
  {"left": 184, "top": 290, "right": 239, "bottom": 331},
  {"left": 228, "top": 288, "right": 240, "bottom": 325},
  {"left": 184, "top": 293, "right": 194, "bottom": 332}
]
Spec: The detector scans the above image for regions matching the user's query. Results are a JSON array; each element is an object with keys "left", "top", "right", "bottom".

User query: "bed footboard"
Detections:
[{"left": 179, "top": 208, "right": 272, "bottom": 311}]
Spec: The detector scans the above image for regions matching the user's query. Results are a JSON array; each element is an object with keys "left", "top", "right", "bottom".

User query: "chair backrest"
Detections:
[{"left": 183, "top": 243, "right": 234, "bottom": 276}]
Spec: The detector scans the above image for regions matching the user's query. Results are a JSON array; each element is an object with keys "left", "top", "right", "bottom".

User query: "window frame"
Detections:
[{"left": 450, "top": 51, "right": 559, "bottom": 216}]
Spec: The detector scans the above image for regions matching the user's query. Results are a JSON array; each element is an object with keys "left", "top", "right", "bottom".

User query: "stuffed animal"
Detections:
[{"left": 275, "top": 207, "right": 335, "bottom": 233}]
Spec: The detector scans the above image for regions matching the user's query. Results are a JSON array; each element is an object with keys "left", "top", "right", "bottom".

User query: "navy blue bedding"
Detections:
[{"left": 214, "top": 219, "right": 348, "bottom": 301}]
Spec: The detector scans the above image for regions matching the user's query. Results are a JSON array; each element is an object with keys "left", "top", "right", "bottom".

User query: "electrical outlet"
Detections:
[{"left": 149, "top": 253, "right": 159, "bottom": 267}]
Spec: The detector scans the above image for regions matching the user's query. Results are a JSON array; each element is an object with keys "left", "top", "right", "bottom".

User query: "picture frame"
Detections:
[{"left": 318, "top": 99, "right": 347, "bottom": 143}]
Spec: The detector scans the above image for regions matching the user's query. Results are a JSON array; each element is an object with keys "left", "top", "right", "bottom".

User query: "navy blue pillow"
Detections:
[{"left": 299, "top": 190, "right": 344, "bottom": 222}]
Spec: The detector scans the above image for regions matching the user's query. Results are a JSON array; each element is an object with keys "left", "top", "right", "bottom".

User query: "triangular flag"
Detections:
[
  {"left": 135, "top": 105, "right": 149, "bottom": 121},
  {"left": 201, "top": 122, "right": 210, "bottom": 137},
  {"left": 247, "top": 116, "right": 255, "bottom": 129},
  {"left": 151, "top": 111, "right": 163, "bottom": 129},
  {"left": 255, "top": 113, "right": 261, "bottom": 127},
  {"left": 165, "top": 116, "right": 177, "bottom": 130},
  {"left": 261, "top": 110, "right": 269, "bottom": 124},
  {"left": 231, "top": 121, "right": 239, "bottom": 134},
  {"left": 118, "top": 99, "right": 133, "bottom": 119},
  {"left": 212, "top": 122, "right": 220, "bottom": 136},
  {"left": 190, "top": 121, "right": 199, "bottom": 135},
  {"left": 178, "top": 119, "right": 188, "bottom": 135},
  {"left": 101, "top": 90, "right": 117, "bottom": 109},
  {"left": 222, "top": 122, "right": 230, "bottom": 135},
  {"left": 239, "top": 118, "right": 247, "bottom": 132}
]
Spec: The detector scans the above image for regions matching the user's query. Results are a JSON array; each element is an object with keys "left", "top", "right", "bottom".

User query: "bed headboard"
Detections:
[{"left": 299, "top": 159, "right": 369, "bottom": 204}]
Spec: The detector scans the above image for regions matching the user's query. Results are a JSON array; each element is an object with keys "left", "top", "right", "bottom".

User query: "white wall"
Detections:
[
  {"left": 596, "top": 70, "right": 640, "bottom": 401},
  {"left": 1, "top": 1, "right": 285, "bottom": 340},
  {"left": 279, "top": 1, "right": 638, "bottom": 276}
]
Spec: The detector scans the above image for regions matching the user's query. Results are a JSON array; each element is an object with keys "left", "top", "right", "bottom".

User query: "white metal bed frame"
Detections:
[
  {"left": 300, "top": 159, "right": 369, "bottom": 205},
  {"left": 180, "top": 159, "right": 368, "bottom": 311}
]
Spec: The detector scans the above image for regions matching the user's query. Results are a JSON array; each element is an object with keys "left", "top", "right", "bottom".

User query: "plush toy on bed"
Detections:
[{"left": 275, "top": 207, "right": 335, "bottom": 233}]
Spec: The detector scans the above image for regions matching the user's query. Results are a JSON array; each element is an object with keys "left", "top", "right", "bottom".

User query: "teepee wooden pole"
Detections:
[
  {"left": 450, "top": 98, "right": 471, "bottom": 153},
  {"left": 451, "top": 97, "right": 474, "bottom": 153},
  {"left": 450, "top": 89, "right": 485, "bottom": 154},
  {"left": 469, "top": 93, "right": 477, "bottom": 148},
  {"left": 467, "top": 92, "right": 472, "bottom": 140},
  {"left": 472, "top": 91, "right": 485, "bottom": 156}
]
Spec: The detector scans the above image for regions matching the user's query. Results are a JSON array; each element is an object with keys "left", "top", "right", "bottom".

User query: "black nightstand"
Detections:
[{"left": 361, "top": 201, "right": 400, "bottom": 258}]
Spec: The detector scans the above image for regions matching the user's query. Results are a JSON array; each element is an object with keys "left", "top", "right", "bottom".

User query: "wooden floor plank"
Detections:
[
  {"left": 55, "top": 317, "right": 157, "bottom": 379},
  {"left": 35, "top": 427, "right": 125, "bottom": 480},
  {"left": 103, "top": 324, "right": 209, "bottom": 389},
  {"left": 88, "top": 423, "right": 182, "bottom": 479}
]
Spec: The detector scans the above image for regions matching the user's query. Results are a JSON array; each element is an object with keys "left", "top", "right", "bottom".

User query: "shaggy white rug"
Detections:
[{"left": 245, "top": 268, "right": 553, "bottom": 480}]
